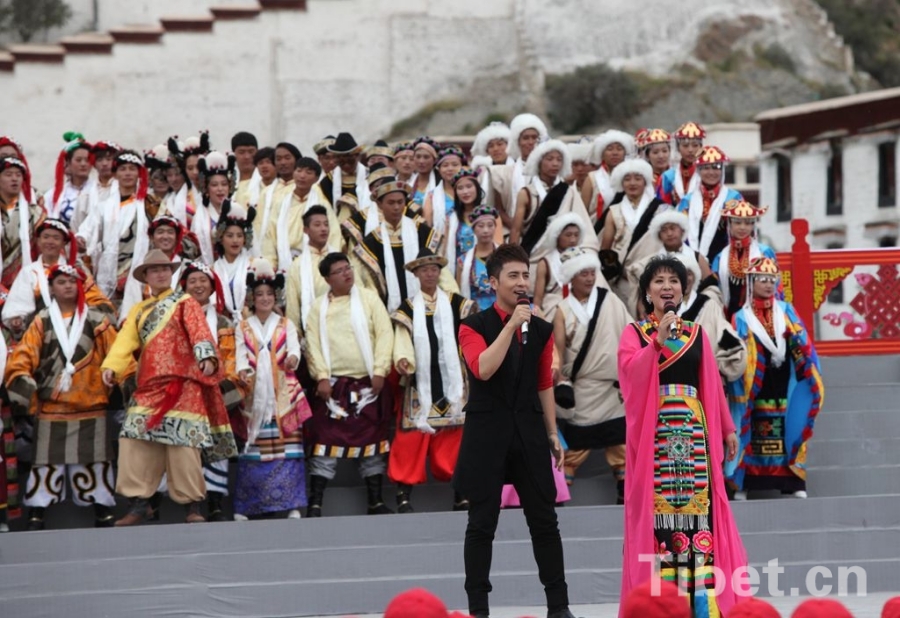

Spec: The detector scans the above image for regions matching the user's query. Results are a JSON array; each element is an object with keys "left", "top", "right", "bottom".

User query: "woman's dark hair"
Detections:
[
  {"left": 319, "top": 252, "right": 350, "bottom": 278},
  {"left": 638, "top": 256, "right": 688, "bottom": 314},
  {"left": 253, "top": 147, "right": 276, "bottom": 166},
  {"left": 486, "top": 244, "right": 529, "bottom": 279},
  {"left": 453, "top": 177, "right": 485, "bottom": 225}
]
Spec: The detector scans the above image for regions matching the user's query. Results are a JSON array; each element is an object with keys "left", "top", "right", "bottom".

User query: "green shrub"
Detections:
[{"left": 545, "top": 64, "right": 639, "bottom": 134}]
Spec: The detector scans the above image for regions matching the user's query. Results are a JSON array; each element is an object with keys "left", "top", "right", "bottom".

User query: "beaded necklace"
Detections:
[
  {"left": 647, "top": 311, "right": 684, "bottom": 340},
  {"left": 728, "top": 235, "right": 752, "bottom": 283},
  {"left": 700, "top": 183, "right": 719, "bottom": 219},
  {"left": 752, "top": 297, "right": 775, "bottom": 337}
]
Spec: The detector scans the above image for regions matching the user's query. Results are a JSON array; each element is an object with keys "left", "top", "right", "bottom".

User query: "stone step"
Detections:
[
  {"left": 811, "top": 409, "right": 898, "bottom": 440},
  {"left": 2, "top": 525, "right": 896, "bottom": 594},
  {"left": 0, "top": 548, "right": 889, "bottom": 617},
  {"left": 820, "top": 355, "right": 900, "bottom": 386},
  {"left": 807, "top": 438, "right": 900, "bottom": 467},
  {"left": 7, "top": 495, "right": 898, "bottom": 564},
  {"left": 822, "top": 384, "right": 900, "bottom": 411},
  {"left": 805, "top": 465, "right": 900, "bottom": 497}
]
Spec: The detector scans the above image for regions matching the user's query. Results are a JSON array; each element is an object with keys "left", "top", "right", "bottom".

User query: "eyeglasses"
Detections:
[{"left": 329, "top": 265, "right": 353, "bottom": 277}]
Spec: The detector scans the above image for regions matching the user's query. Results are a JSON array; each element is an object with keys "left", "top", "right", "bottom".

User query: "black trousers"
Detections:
[{"left": 463, "top": 432, "right": 569, "bottom": 615}]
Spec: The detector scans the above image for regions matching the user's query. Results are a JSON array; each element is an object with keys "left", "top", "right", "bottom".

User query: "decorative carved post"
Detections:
[{"left": 790, "top": 218, "right": 815, "bottom": 331}]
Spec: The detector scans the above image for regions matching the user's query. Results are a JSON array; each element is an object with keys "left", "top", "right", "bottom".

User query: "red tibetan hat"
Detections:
[
  {"left": 723, "top": 199, "right": 768, "bottom": 219},
  {"left": 696, "top": 145, "right": 730, "bottom": 166},
  {"left": 745, "top": 256, "right": 779, "bottom": 277},
  {"left": 634, "top": 128, "right": 650, "bottom": 150},
  {"left": 674, "top": 121, "right": 707, "bottom": 140}
]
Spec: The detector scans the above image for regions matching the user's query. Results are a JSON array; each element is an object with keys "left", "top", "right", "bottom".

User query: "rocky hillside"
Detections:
[{"left": 392, "top": 0, "right": 872, "bottom": 139}]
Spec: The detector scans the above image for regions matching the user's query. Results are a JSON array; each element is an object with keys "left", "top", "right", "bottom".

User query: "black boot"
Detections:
[
  {"left": 147, "top": 492, "right": 162, "bottom": 521},
  {"left": 396, "top": 483, "right": 414, "bottom": 514},
  {"left": 307, "top": 475, "right": 328, "bottom": 518},
  {"left": 616, "top": 480, "right": 625, "bottom": 505},
  {"left": 26, "top": 507, "right": 46, "bottom": 531},
  {"left": 453, "top": 491, "right": 469, "bottom": 512},
  {"left": 365, "top": 475, "right": 394, "bottom": 515},
  {"left": 207, "top": 491, "right": 226, "bottom": 522},
  {"left": 94, "top": 504, "right": 115, "bottom": 528}
]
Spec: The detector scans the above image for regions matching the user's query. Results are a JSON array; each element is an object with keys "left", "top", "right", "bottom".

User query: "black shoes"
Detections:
[
  {"left": 396, "top": 484, "right": 414, "bottom": 514},
  {"left": 547, "top": 609, "right": 578, "bottom": 618},
  {"left": 307, "top": 475, "right": 328, "bottom": 518},
  {"left": 94, "top": 504, "right": 115, "bottom": 528},
  {"left": 207, "top": 491, "right": 227, "bottom": 522},
  {"left": 26, "top": 507, "right": 45, "bottom": 531},
  {"left": 365, "top": 474, "right": 394, "bottom": 515}
]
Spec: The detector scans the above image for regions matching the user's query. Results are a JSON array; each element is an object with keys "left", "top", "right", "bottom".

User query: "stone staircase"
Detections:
[{"left": 0, "top": 354, "right": 897, "bottom": 617}]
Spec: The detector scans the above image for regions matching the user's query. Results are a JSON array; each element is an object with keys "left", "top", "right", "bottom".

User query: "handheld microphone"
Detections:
[
  {"left": 516, "top": 293, "right": 531, "bottom": 345},
  {"left": 663, "top": 301, "right": 678, "bottom": 338}
]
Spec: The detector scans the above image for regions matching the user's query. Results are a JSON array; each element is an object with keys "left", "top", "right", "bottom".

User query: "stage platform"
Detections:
[{"left": 1, "top": 356, "right": 898, "bottom": 617}]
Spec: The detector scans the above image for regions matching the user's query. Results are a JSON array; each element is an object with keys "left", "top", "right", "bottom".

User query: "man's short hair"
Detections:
[
  {"left": 303, "top": 205, "right": 329, "bottom": 228},
  {"left": 275, "top": 142, "right": 301, "bottom": 160},
  {"left": 319, "top": 252, "right": 350, "bottom": 278},
  {"left": 486, "top": 244, "right": 529, "bottom": 280},
  {"left": 295, "top": 156, "right": 322, "bottom": 176},
  {"left": 231, "top": 131, "right": 258, "bottom": 150},
  {"left": 253, "top": 147, "right": 275, "bottom": 166}
]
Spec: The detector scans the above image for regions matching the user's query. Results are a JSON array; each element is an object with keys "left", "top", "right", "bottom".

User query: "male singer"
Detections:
[{"left": 454, "top": 244, "right": 576, "bottom": 618}]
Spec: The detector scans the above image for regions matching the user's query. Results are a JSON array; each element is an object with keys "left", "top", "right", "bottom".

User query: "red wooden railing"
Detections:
[{"left": 776, "top": 218, "right": 900, "bottom": 356}]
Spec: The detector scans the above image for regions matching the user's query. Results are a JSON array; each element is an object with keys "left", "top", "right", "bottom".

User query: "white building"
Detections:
[
  {"left": 755, "top": 88, "right": 900, "bottom": 341},
  {"left": 756, "top": 88, "right": 900, "bottom": 252},
  {"left": 706, "top": 122, "right": 761, "bottom": 206}
]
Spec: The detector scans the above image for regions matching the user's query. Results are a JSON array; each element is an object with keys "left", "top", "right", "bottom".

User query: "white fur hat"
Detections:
[
  {"left": 648, "top": 209, "right": 689, "bottom": 240},
  {"left": 669, "top": 251, "right": 701, "bottom": 292},
  {"left": 536, "top": 211, "right": 590, "bottom": 254},
  {"left": 471, "top": 121, "right": 511, "bottom": 157},
  {"left": 567, "top": 139, "right": 593, "bottom": 163},
  {"left": 589, "top": 130, "right": 636, "bottom": 165},
  {"left": 508, "top": 113, "right": 549, "bottom": 159},
  {"left": 559, "top": 247, "right": 601, "bottom": 285},
  {"left": 610, "top": 158, "right": 654, "bottom": 192},
  {"left": 524, "top": 139, "right": 572, "bottom": 179},
  {"left": 469, "top": 155, "right": 493, "bottom": 172}
]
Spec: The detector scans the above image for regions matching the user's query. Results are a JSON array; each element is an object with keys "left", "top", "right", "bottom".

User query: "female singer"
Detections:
[{"left": 617, "top": 256, "right": 747, "bottom": 617}]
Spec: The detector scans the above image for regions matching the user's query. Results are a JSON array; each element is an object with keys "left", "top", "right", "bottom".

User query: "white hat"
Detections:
[
  {"left": 567, "top": 139, "right": 593, "bottom": 163},
  {"left": 648, "top": 210, "right": 689, "bottom": 240},
  {"left": 508, "top": 113, "right": 549, "bottom": 159},
  {"left": 471, "top": 122, "right": 511, "bottom": 157},
  {"left": 524, "top": 139, "right": 572, "bottom": 179},
  {"left": 589, "top": 130, "right": 636, "bottom": 165},
  {"left": 469, "top": 155, "right": 493, "bottom": 172},
  {"left": 560, "top": 247, "right": 601, "bottom": 285},
  {"left": 535, "top": 211, "right": 590, "bottom": 254},
  {"left": 668, "top": 251, "right": 701, "bottom": 293},
  {"left": 610, "top": 158, "right": 654, "bottom": 192}
]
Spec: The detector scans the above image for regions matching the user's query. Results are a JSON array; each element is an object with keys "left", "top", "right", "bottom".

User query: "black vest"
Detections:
[{"left": 461, "top": 305, "right": 552, "bottom": 415}]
